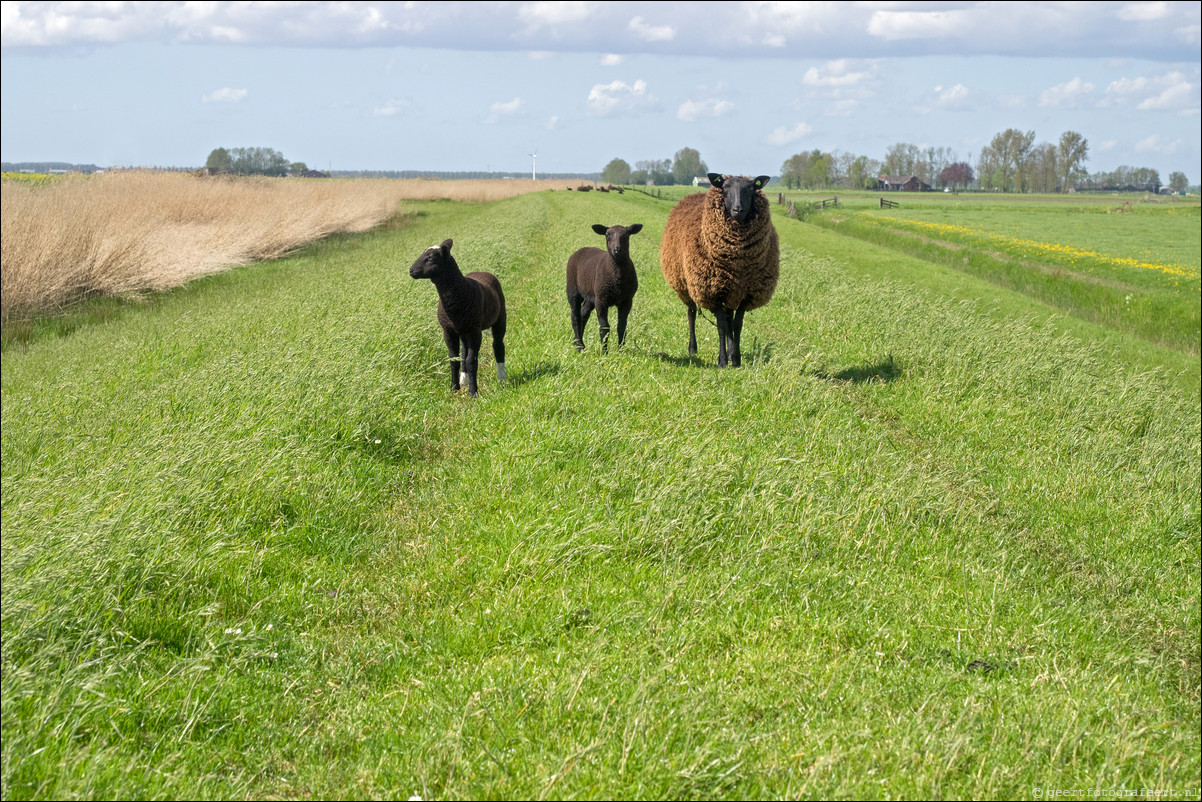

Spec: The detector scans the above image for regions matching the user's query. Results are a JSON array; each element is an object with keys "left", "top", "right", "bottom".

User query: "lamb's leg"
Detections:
[
  {"left": 715, "top": 308, "right": 731, "bottom": 368},
  {"left": 569, "top": 293, "right": 585, "bottom": 351},
  {"left": 730, "top": 307, "right": 746, "bottom": 368},
  {"left": 579, "top": 299, "right": 595, "bottom": 349},
  {"left": 596, "top": 304, "right": 612, "bottom": 353},
  {"left": 491, "top": 321, "right": 507, "bottom": 381},
  {"left": 443, "top": 327, "right": 462, "bottom": 393},
  {"left": 687, "top": 304, "right": 698, "bottom": 357},
  {"left": 462, "top": 330, "right": 483, "bottom": 396},
  {"left": 616, "top": 301, "right": 632, "bottom": 347}
]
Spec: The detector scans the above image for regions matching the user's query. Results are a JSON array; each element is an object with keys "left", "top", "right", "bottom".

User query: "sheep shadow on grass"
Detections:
[
  {"left": 812, "top": 354, "right": 902, "bottom": 384},
  {"left": 653, "top": 339, "right": 775, "bottom": 369},
  {"left": 503, "top": 360, "right": 562, "bottom": 388}
]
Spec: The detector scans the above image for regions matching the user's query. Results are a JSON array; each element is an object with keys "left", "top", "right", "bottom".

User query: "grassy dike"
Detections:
[{"left": 2, "top": 189, "right": 1199, "bottom": 799}]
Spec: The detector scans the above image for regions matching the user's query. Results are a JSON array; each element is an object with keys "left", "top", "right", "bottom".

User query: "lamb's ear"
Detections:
[
  {"left": 627, "top": 224, "right": 643, "bottom": 235},
  {"left": 707, "top": 173, "right": 724, "bottom": 188},
  {"left": 440, "top": 238, "right": 453, "bottom": 254},
  {"left": 592, "top": 224, "right": 609, "bottom": 236},
  {"left": 753, "top": 176, "right": 771, "bottom": 190}
]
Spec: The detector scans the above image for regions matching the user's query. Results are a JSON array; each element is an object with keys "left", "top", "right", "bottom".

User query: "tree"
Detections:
[
  {"left": 602, "top": 158, "right": 631, "bottom": 185},
  {"left": 780, "top": 152, "right": 809, "bottom": 190},
  {"left": 672, "top": 147, "right": 707, "bottom": 185},
  {"left": 635, "top": 158, "right": 673, "bottom": 185},
  {"left": 802, "top": 149, "right": 832, "bottom": 189},
  {"left": 882, "top": 142, "right": 921, "bottom": 177},
  {"left": 1030, "top": 142, "right": 1058, "bottom": 194},
  {"left": 938, "top": 162, "right": 974, "bottom": 191},
  {"left": 1168, "top": 171, "right": 1188, "bottom": 192},
  {"left": 1056, "top": 131, "right": 1088, "bottom": 192},
  {"left": 290, "top": 162, "right": 309, "bottom": 175},
  {"left": 205, "top": 147, "right": 233, "bottom": 174},
  {"left": 979, "top": 128, "right": 1035, "bottom": 191}
]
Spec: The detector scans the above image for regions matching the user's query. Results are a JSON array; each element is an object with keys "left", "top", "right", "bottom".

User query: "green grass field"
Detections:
[{"left": 2, "top": 188, "right": 1199, "bottom": 799}]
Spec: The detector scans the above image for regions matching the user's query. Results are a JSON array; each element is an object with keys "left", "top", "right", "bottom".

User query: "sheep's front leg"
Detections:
[
  {"left": 442, "top": 327, "right": 462, "bottom": 393},
  {"left": 730, "top": 307, "right": 746, "bottom": 368},
  {"left": 569, "top": 293, "right": 586, "bottom": 351},
  {"left": 461, "top": 330, "right": 483, "bottom": 396},
  {"left": 687, "top": 304, "right": 698, "bottom": 357},
  {"left": 596, "top": 304, "right": 612, "bottom": 353},
  {"left": 715, "top": 308, "right": 731, "bottom": 368},
  {"left": 616, "top": 301, "right": 632, "bottom": 348}
]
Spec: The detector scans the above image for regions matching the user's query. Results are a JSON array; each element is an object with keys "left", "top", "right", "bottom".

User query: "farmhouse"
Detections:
[{"left": 877, "top": 175, "right": 931, "bottom": 192}]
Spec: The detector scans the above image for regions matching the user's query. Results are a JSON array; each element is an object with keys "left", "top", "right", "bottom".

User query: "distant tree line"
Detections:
[
  {"left": 2, "top": 161, "right": 102, "bottom": 174},
  {"left": 601, "top": 147, "right": 709, "bottom": 187},
  {"left": 772, "top": 129, "right": 1190, "bottom": 194},
  {"left": 205, "top": 147, "right": 309, "bottom": 177},
  {"left": 331, "top": 169, "right": 603, "bottom": 180}
]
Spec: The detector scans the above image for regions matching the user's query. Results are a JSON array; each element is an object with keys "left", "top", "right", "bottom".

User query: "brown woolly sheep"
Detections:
[
  {"left": 409, "top": 239, "right": 507, "bottom": 396},
  {"left": 659, "top": 173, "right": 779, "bottom": 367}
]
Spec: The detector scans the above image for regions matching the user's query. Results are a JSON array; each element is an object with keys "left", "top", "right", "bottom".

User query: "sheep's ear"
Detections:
[
  {"left": 592, "top": 224, "right": 609, "bottom": 236},
  {"left": 440, "top": 238, "right": 453, "bottom": 255},
  {"left": 627, "top": 224, "right": 643, "bottom": 236},
  {"left": 753, "top": 176, "right": 771, "bottom": 190},
  {"left": 707, "top": 173, "right": 724, "bottom": 188}
]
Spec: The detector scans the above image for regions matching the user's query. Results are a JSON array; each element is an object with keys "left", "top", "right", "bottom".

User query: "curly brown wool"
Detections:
[{"left": 659, "top": 173, "right": 779, "bottom": 367}]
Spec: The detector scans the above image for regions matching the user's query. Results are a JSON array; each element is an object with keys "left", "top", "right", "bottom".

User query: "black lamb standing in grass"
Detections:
[
  {"left": 565, "top": 223, "right": 643, "bottom": 351},
  {"left": 409, "top": 239, "right": 506, "bottom": 396}
]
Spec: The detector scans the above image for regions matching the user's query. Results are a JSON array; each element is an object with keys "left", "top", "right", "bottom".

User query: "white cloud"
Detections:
[
  {"left": 373, "top": 99, "right": 408, "bottom": 116},
  {"left": 203, "top": 87, "right": 248, "bottom": 103},
  {"left": 488, "top": 97, "right": 524, "bottom": 121},
  {"left": 600, "top": 54, "right": 623, "bottom": 66},
  {"left": 527, "top": 50, "right": 556, "bottom": 60},
  {"left": 762, "top": 33, "right": 785, "bottom": 48},
  {"left": 627, "top": 16, "right": 674, "bottom": 42},
  {"left": 803, "top": 60, "right": 873, "bottom": 88},
  {"left": 517, "top": 1, "right": 595, "bottom": 31},
  {"left": 547, "top": 115, "right": 559, "bottom": 129},
  {"left": 1116, "top": 2, "right": 1170, "bottom": 22},
  {"left": 935, "top": 83, "right": 971, "bottom": 108},
  {"left": 678, "top": 98, "right": 735, "bottom": 122},
  {"left": 586, "top": 79, "right": 655, "bottom": 116},
  {"left": 866, "top": 9, "right": 971, "bottom": 41},
  {"left": 1135, "top": 133, "right": 1183, "bottom": 155},
  {"left": 1106, "top": 71, "right": 1198, "bottom": 111},
  {"left": 766, "top": 122, "right": 813, "bottom": 146},
  {"left": 1038, "top": 77, "right": 1094, "bottom": 108}
]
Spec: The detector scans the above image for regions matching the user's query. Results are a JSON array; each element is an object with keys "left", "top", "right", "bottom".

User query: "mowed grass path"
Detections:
[{"left": 2, "top": 190, "right": 1199, "bottom": 799}]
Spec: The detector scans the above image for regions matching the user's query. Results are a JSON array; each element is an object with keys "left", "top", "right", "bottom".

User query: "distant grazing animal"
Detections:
[
  {"left": 659, "top": 173, "right": 779, "bottom": 367},
  {"left": 408, "top": 239, "right": 506, "bottom": 396},
  {"left": 565, "top": 223, "right": 643, "bottom": 351}
]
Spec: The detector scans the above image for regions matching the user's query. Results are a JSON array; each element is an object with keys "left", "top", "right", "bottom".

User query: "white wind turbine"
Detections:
[{"left": 529, "top": 149, "right": 538, "bottom": 181}]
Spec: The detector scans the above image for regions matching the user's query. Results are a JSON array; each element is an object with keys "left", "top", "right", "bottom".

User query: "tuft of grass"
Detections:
[{"left": 3, "top": 188, "right": 1198, "bottom": 799}]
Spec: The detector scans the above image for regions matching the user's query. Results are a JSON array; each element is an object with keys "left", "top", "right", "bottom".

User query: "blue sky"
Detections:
[{"left": 2, "top": 1, "right": 1200, "bottom": 181}]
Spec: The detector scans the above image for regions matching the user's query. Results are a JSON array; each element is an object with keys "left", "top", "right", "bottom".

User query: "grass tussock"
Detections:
[{"left": 0, "top": 172, "right": 565, "bottom": 323}]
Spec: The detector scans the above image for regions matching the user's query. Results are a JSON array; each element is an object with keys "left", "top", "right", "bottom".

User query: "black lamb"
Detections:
[
  {"left": 409, "top": 239, "right": 507, "bottom": 396},
  {"left": 565, "top": 223, "right": 643, "bottom": 351}
]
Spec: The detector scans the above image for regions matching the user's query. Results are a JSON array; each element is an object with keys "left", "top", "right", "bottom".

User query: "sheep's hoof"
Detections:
[{"left": 496, "top": 363, "right": 507, "bottom": 381}]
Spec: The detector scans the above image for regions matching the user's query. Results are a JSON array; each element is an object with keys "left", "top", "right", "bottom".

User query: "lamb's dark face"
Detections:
[
  {"left": 592, "top": 223, "right": 643, "bottom": 258},
  {"left": 708, "top": 173, "right": 770, "bottom": 224},
  {"left": 409, "top": 238, "right": 454, "bottom": 280}
]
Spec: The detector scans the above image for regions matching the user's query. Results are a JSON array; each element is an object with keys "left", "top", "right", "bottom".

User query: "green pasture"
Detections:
[{"left": 2, "top": 189, "right": 1199, "bottom": 799}]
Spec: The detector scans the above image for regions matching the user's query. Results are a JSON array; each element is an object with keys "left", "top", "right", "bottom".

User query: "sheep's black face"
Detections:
[
  {"left": 409, "top": 238, "right": 454, "bottom": 279},
  {"left": 592, "top": 223, "right": 643, "bottom": 258},
  {"left": 709, "top": 173, "right": 770, "bottom": 224}
]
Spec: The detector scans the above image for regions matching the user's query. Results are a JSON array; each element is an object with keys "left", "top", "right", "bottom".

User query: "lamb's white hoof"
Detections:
[
  {"left": 496, "top": 363, "right": 507, "bottom": 381},
  {"left": 460, "top": 371, "right": 469, "bottom": 386}
]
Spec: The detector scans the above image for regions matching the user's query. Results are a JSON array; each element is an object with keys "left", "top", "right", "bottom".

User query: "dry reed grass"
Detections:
[{"left": 0, "top": 171, "right": 568, "bottom": 322}]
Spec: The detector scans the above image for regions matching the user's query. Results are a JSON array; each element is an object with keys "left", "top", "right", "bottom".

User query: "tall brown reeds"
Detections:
[{"left": 0, "top": 171, "right": 560, "bottom": 323}]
